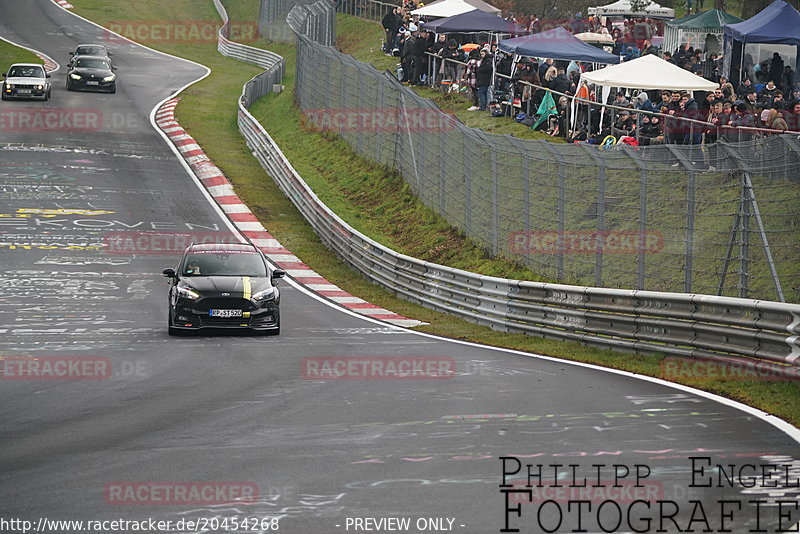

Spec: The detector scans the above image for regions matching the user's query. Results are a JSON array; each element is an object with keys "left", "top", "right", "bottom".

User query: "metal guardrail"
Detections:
[
  {"left": 213, "top": 0, "right": 285, "bottom": 106},
  {"left": 213, "top": 0, "right": 800, "bottom": 376}
]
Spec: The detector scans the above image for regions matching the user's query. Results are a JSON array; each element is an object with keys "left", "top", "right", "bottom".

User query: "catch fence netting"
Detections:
[{"left": 280, "top": 2, "right": 800, "bottom": 302}]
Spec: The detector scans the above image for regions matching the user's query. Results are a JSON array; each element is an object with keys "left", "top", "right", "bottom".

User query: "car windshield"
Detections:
[
  {"left": 8, "top": 66, "right": 45, "bottom": 78},
  {"left": 75, "top": 58, "right": 110, "bottom": 70},
  {"left": 181, "top": 251, "right": 267, "bottom": 277},
  {"left": 77, "top": 46, "right": 105, "bottom": 56}
]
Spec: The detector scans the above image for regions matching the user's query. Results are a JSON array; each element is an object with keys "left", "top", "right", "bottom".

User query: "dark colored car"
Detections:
[
  {"left": 163, "top": 243, "right": 285, "bottom": 335},
  {"left": 1, "top": 63, "right": 51, "bottom": 100},
  {"left": 66, "top": 56, "right": 117, "bottom": 93},
  {"left": 68, "top": 44, "right": 113, "bottom": 68}
]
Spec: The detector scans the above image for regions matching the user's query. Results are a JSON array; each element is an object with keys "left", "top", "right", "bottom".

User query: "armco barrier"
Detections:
[
  {"left": 215, "top": 0, "right": 800, "bottom": 376},
  {"left": 212, "top": 0, "right": 285, "bottom": 107}
]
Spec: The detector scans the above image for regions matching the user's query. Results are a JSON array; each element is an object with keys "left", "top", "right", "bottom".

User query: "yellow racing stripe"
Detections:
[{"left": 242, "top": 276, "right": 251, "bottom": 300}]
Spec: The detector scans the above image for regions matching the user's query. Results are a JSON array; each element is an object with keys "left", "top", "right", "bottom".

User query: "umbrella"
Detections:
[{"left": 461, "top": 43, "right": 481, "bottom": 51}]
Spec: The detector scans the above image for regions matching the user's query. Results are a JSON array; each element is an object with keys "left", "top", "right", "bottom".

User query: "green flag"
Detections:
[{"left": 532, "top": 90, "right": 557, "bottom": 129}]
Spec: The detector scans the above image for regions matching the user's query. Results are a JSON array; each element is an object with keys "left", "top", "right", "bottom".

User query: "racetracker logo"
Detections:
[
  {"left": 103, "top": 232, "right": 240, "bottom": 254},
  {"left": 0, "top": 356, "right": 111, "bottom": 380},
  {"left": 661, "top": 357, "right": 800, "bottom": 382},
  {"left": 301, "top": 357, "right": 457, "bottom": 380},
  {"left": 0, "top": 109, "right": 101, "bottom": 132},
  {"left": 509, "top": 231, "right": 664, "bottom": 255},
  {"left": 103, "top": 20, "right": 258, "bottom": 44},
  {"left": 303, "top": 109, "right": 458, "bottom": 132},
  {"left": 104, "top": 482, "right": 259, "bottom": 505}
]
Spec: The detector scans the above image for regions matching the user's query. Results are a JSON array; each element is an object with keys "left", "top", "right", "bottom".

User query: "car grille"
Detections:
[
  {"left": 195, "top": 297, "right": 254, "bottom": 312},
  {"left": 14, "top": 84, "right": 35, "bottom": 89}
]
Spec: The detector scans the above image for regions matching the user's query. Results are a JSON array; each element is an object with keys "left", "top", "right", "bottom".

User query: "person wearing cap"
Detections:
[
  {"left": 411, "top": 28, "right": 429, "bottom": 85},
  {"left": 399, "top": 29, "right": 415, "bottom": 83}
]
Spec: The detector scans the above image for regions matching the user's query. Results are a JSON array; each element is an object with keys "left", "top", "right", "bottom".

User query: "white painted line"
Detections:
[
  {"left": 170, "top": 134, "right": 193, "bottom": 142},
  {"left": 250, "top": 238, "right": 281, "bottom": 248},
  {"left": 330, "top": 296, "right": 368, "bottom": 304},
  {"left": 305, "top": 284, "right": 341, "bottom": 291},
  {"left": 178, "top": 143, "right": 202, "bottom": 153},
  {"left": 284, "top": 269, "right": 323, "bottom": 278},
  {"left": 354, "top": 308, "right": 395, "bottom": 315},
  {"left": 265, "top": 254, "right": 301, "bottom": 263},
  {"left": 220, "top": 204, "right": 251, "bottom": 214},
  {"left": 234, "top": 221, "right": 266, "bottom": 232},
  {"left": 206, "top": 184, "right": 236, "bottom": 197}
]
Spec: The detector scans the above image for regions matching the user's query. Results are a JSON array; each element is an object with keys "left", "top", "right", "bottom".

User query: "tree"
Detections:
[{"left": 743, "top": 0, "right": 800, "bottom": 18}]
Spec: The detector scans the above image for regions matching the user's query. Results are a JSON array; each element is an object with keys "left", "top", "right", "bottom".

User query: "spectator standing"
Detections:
[
  {"left": 475, "top": 48, "right": 494, "bottom": 111},
  {"left": 736, "top": 78, "right": 753, "bottom": 99},
  {"left": 411, "top": 29, "right": 429, "bottom": 85},
  {"left": 768, "top": 52, "right": 784, "bottom": 86},
  {"left": 759, "top": 79, "right": 779, "bottom": 103},
  {"left": 528, "top": 14, "right": 541, "bottom": 34},
  {"left": 783, "top": 66, "right": 795, "bottom": 93},
  {"left": 399, "top": 30, "right": 415, "bottom": 83},
  {"left": 381, "top": 8, "right": 401, "bottom": 54},
  {"left": 463, "top": 49, "right": 481, "bottom": 111},
  {"left": 679, "top": 91, "right": 700, "bottom": 144}
]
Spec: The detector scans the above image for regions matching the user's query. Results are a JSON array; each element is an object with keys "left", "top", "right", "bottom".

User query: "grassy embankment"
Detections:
[{"left": 66, "top": 0, "right": 800, "bottom": 426}]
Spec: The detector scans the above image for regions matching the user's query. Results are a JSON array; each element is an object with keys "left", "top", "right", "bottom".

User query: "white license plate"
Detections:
[
  {"left": 87, "top": 81, "right": 100, "bottom": 85},
  {"left": 17, "top": 89, "right": 31, "bottom": 94},
  {"left": 209, "top": 309, "right": 243, "bottom": 318}
]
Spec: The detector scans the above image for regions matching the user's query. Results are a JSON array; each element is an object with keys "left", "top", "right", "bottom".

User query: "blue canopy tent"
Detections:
[
  {"left": 723, "top": 0, "right": 800, "bottom": 85},
  {"left": 421, "top": 9, "right": 524, "bottom": 33},
  {"left": 499, "top": 27, "right": 621, "bottom": 64}
]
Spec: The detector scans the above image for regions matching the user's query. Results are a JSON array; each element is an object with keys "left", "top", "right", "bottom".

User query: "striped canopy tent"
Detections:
[{"left": 663, "top": 9, "right": 743, "bottom": 56}]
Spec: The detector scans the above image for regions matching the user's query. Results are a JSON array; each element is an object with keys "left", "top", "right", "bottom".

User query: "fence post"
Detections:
[
  {"left": 739, "top": 171, "right": 751, "bottom": 299},
  {"left": 580, "top": 144, "right": 607, "bottom": 286},
  {"left": 666, "top": 145, "right": 696, "bottom": 294}
]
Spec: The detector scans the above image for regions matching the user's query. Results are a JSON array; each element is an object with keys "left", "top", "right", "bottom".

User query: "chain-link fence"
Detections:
[
  {"left": 260, "top": 0, "right": 335, "bottom": 43},
  {"left": 281, "top": 3, "right": 800, "bottom": 303}
]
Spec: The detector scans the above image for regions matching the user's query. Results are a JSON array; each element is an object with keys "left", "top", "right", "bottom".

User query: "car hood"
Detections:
[
  {"left": 181, "top": 276, "right": 272, "bottom": 297},
  {"left": 5, "top": 77, "right": 48, "bottom": 85},
  {"left": 70, "top": 67, "right": 113, "bottom": 77}
]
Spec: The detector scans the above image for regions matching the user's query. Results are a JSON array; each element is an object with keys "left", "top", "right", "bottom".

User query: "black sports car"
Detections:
[
  {"left": 68, "top": 43, "right": 113, "bottom": 68},
  {"left": 163, "top": 243, "right": 285, "bottom": 335},
  {"left": 66, "top": 56, "right": 117, "bottom": 93}
]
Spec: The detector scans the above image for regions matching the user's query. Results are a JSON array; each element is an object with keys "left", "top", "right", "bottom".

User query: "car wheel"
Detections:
[
  {"left": 109, "top": 84, "right": 116, "bottom": 94},
  {"left": 0, "top": 93, "right": 6, "bottom": 101},
  {"left": 66, "top": 80, "right": 72, "bottom": 91}
]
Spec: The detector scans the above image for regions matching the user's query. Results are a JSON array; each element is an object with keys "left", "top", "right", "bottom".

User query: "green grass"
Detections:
[
  {"left": 66, "top": 0, "right": 800, "bottom": 427},
  {"left": 0, "top": 38, "right": 43, "bottom": 68}
]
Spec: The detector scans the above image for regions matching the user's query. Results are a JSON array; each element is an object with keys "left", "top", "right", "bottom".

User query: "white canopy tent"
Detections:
[
  {"left": 580, "top": 54, "right": 717, "bottom": 90},
  {"left": 588, "top": 0, "right": 675, "bottom": 19},
  {"left": 412, "top": 0, "right": 501, "bottom": 18},
  {"left": 572, "top": 54, "right": 717, "bottom": 133}
]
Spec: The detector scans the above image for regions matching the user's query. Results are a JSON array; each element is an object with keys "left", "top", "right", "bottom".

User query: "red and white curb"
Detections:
[
  {"left": 53, "top": 0, "right": 74, "bottom": 9},
  {"left": 0, "top": 36, "right": 59, "bottom": 74},
  {"left": 155, "top": 97, "right": 425, "bottom": 328},
  {"left": 37, "top": 53, "right": 59, "bottom": 73}
]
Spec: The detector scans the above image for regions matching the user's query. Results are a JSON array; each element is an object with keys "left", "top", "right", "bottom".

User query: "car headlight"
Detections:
[
  {"left": 176, "top": 286, "right": 201, "bottom": 300},
  {"left": 252, "top": 288, "right": 275, "bottom": 302},
  {"left": 5, "top": 83, "right": 13, "bottom": 89},
  {"left": 102, "top": 75, "right": 115, "bottom": 82},
  {"left": 36, "top": 85, "right": 43, "bottom": 90},
  {"left": 70, "top": 73, "right": 81, "bottom": 80}
]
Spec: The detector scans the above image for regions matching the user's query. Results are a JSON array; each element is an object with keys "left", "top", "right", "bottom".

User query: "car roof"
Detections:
[
  {"left": 76, "top": 44, "right": 108, "bottom": 50},
  {"left": 9, "top": 63, "right": 44, "bottom": 68},
  {"left": 73, "top": 55, "right": 110, "bottom": 61},
  {"left": 187, "top": 243, "right": 259, "bottom": 253}
]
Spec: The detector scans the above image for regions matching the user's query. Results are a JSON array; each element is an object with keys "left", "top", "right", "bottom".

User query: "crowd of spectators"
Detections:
[{"left": 379, "top": 3, "right": 800, "bottom": 142}]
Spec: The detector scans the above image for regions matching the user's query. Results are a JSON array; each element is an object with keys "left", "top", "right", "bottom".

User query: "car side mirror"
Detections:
[
  {"left": 69, "top": 52, "right": 74, "bottom": 56},
  {"left": 112, "top": 66, "right": 118, "bottom": 71},
  {"left": 272, "top": 269, "right": 286, "bottom": 279},
  {"left": 162, "top": 268, "right": 176, "bottom": 278},
  {"left": 46, "top": 74, "right": 51, "bottom": 78},
  {"left": 108, "top": 52, "right": 114, "bottom": 56}
]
